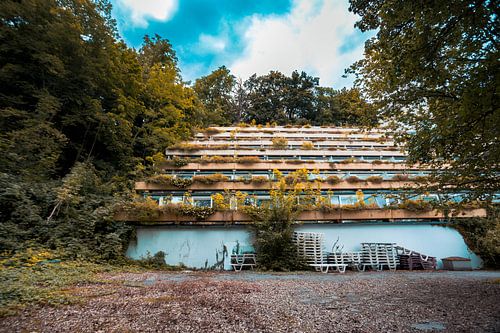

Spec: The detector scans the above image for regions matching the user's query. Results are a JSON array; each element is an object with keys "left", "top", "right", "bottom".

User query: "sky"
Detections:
[{"left": 110, "top": 0, "right": 373, "bottom": 88}]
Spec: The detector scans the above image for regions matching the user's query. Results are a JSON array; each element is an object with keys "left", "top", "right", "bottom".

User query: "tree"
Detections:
[
  {"left": 244, "top": 70, "right": 319, "bottom": 125},
  {"left": 313, "top": 87, "right": 377, "bottom": 126},
  {"left": 349, "top": 0, "right": 499, "bottom": 201},
  {"left": 193, "top": 66, "right": 236, "bottom": 126}
]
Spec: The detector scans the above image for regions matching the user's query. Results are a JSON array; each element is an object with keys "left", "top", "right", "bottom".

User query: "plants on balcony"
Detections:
[
  {"left": 237, "top": 156, "right": 261, "bottom": 164},
  {"left": 392, "top": 174, "right": 410, "bottom": 181},
  {"left": 251, "top": 176, "right": 269, "bottom": 184},
  {"left": 366, "top": 175, "right": 384, "bottom": 183},
  {"left": 371, "top": 160, "right": 384, "bottom": 165},
  {"left": 326, "top": 175, "right": 341, "bottom": 184},
  {"left": 120, "top": 198, "right": 162, "bottom": 221},
  {"left": 301, "top": 141, "right": 315, "bottom": 150},
  {"left": 412, "top": 175, "right": 430, "bottom": 183},
  {"left": 211, "top": 193, "right": 230, "bottom": 210},
  {"left": 271, "top": 137, "right": 288, "bottom": 149},
  {"left": 203, "top": 127, "right": 221, "bottom": 136},
  {"left": 192, "top": 173, "right": 229, "bottom": 184},
  {"left": 164, "top": 203, "right": 215, "bottom": 220},
  {"left": 145, "top": 175, "right": 193, "bottom": 188},
  {"left": 397, "top": 199, "right": 433, "bottom": 212},
  {"left": 345, "top": 175, "right": 362, "bottom": 183},
  {"left": 168, "top": 143, "right": 204, "bottom": 151}
]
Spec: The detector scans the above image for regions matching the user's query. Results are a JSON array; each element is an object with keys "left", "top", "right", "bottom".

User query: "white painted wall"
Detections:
[{"left": 127, "top": 224, "right": 482, "bottom": 270}]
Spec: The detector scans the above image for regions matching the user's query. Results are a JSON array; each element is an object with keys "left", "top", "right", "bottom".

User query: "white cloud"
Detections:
[
  {"left": 116, "top": 0, "right": 178, "bottom": 28},
  {"left": 197, "top": 34, "right": 227, "bottom": 53},
  {"left": 230, "top": 0, "right": 365, "bottom": 87}
]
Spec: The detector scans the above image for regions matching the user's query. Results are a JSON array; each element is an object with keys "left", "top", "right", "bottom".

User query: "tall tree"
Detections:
[
  {"left": 193, "top": 66, "right": 236, "bottom": 126},
  {"left": 349, "top": 0, "right": 499, "bottom": 201}
]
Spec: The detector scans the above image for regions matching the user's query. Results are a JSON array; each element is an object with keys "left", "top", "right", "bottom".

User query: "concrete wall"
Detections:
[{"left": 127, "top": 223, "right": 482, "bottom": 270}]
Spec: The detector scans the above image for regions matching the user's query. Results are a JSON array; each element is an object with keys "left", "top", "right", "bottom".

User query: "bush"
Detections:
[
  {"left": 372, "top": 160, "right": 384, "bottom": 165},
  {"left": 345, "top": 175, "right": 362, "bottom": 183},
  {"left": 301, "top": 141, "right": 315, "bottom": 150},
  {"left": 251, "top": 176, "right": 269, "bottom": 184},
  {"left": 192, "top": 173, "right": 229, "bottom": 184},
  {"left": 168, "top": 143, "right": 204, "bottom": 151},
  {"left": 271, "top": 137, "right": 288, "bottom": 149},
  {"left": 452, "top": 209, "right": 500, "bottom": 268},
  {"left": 136, "top": 251, "right": 169, "bottom": 269},
  {"left": 237, "top": 156, "right": 261, "bottom": 164},
  {"left": 398, "top": 199, "right": 433, "bottom": 211},
  {"left": 146, "top": 175, "right": 193, "bottom": 188},
  {"left": 203, "top": 127, "right": 221, "bottom": 136},
  {"left": 392, "top": 174, "right": 410, "bottom": 181},
  {"left": 326, "top": 175, "right": 341, "bottom": 184},
  {"left": 366, "top": 176, "right": 384, "bottom": 183},
  {"left": 164, "top": 204, "right": 215, "bottom": 220}
]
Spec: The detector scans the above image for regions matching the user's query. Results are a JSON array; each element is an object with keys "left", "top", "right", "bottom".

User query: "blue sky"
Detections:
[{"left": 110, "top": 0, "right": 372, "bottom": 87}]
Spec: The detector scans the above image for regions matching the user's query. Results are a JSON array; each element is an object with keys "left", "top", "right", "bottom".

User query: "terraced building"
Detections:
[{"left": 123, "top": 126, "right": 486, "bottom": 269}]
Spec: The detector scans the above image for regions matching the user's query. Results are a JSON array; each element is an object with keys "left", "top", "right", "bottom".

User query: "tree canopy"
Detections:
[
  {"left": 0, "top": 0, "right": 201, "bottom": 259},
  {"left": 349, "top": 0, "right": 499, "bottom": 201},
  {"left": 193, "top": 68, "right": 376, "bottom": 126}
]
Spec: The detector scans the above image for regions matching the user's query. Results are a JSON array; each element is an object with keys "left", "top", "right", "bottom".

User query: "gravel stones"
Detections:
[{"left": 2, "top": 271, "right": 499, "bottom": 332}]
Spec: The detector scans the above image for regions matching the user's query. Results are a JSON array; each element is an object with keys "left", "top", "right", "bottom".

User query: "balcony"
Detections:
[{"left": 114, "top": 208, "right": 487, "bottom": 224}]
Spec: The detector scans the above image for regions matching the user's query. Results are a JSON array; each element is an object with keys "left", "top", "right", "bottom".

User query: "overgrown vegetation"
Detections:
[
  {"left": 452, "top": 208, "right": 500, "bottom": 268},
  {"left": 243, "top": 185, "right": 305, "bottom": 271}
]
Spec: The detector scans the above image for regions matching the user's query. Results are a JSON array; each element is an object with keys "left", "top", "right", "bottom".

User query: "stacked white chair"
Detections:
[
  {"left": 360, "top": 242, "right": 399, "bottom": 271},
  {"left": 293, "top": 232, "right": 347, "bottom": 273},
  {"left": 293, "top": 232, "right": 325, "bottom": 267}
]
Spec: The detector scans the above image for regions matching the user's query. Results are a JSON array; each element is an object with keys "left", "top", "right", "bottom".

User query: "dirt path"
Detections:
[{"left": 2, "top": 271, "right": 500, "bottom": 332}]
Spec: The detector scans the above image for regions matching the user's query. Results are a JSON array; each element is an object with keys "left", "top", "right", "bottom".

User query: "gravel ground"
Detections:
[{"left": 2, "top": 270, "right": 500, "bottom": 333}]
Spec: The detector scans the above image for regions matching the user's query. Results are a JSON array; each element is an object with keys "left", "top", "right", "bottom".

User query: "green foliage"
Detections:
[
  {"left": 192, "top": 173, "right": 229, "bottom": 184},
  {"left": 194, "top": 66, "right": 236, "bottom": 126},
  {"left": 244, "top": 189, "right": 304, "bottom": 271},
  {"left": 349, "top": 0, "right": 499, "bottom": 201},
  {"left": 452, "top": 209, "right": 500, "bottom": 268},
  {"left": 146, "top": 175, "right": 193, "bottom": 188},
  {"left": 366, "top": 176, "right": 383, "bottom": 183},
  {"left": 271, "top": 137, "right": 288, "bottom": 149},
  {"left": 0, "top": 251, "right": 113, "bottom": 317}
]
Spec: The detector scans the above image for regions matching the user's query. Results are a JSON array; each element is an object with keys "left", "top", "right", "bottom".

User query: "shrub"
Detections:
[
  {"left": 251, "top": 176, "right": 269, "bottom": 184},
  {"left": 136, "top": 251, "right": 169, "bottom": 269},
  {"left": 271, "top": 137, "right": 288, "bottom": 149},
  {"left": 203, "top": 127, "right": 221, "bottom": 136},
  {"left": 237, "top": 156, "right": 261, "bottom": 164},
  {"left": 326, "top": 175, "right": 341, "bottom": 184},
  {"left": 146, "top": 175, "right": 193, "bottom": 188},
  {"left": 192, "top": 173, "right": 229, "bottom": 184},
  {"left": 345, "top": 175, "right": 362, "bottom": 183},
  {"left": 453, "top": 209, "right": 500, "bottom": 268},
  {"left": 366, "top": 176, "right": 384, "bottom": 183},
  {"left": 392, "top": 174, "right": 410, "bottom": 181},
  {"left": 210, "top": 144, "right": 230, "bottom": 150},
  {"left": 412, "top": 175, "right": 429, "bottom": 182},
  {"left": 371, "top": 160, "right": 384, "bottom": 165},
  {"left": 168, "top": 143, "right": 204, "bottom": 151},
  {"left": 164, "top": 203, "right": 215, "bottom": 220},
  {"left": 301, "top": 141, "right": 315, "bottom": 150},
  {"left": 163, "top": 157, "right": 189, "bottom": 167}
]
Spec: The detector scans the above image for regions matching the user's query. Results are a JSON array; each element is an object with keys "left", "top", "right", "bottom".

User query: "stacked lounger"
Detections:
[
  {"left": 360, "top": 243, "right": 399, "bottom": 271},
  {"left": 396, "top": 246, "right": 437, "bottom": 270},
  {"left": 293, "top": 232, "right": 347, "bottom": 273}
]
